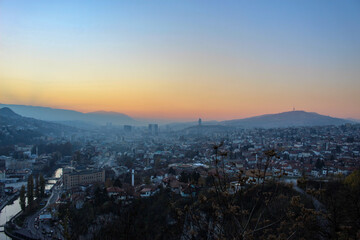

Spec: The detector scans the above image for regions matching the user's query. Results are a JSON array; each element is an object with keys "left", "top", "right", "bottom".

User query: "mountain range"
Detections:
[
  {"left": 0, "top": 107, "right": 75, "bottom": 133},
  {"left": 0, "top": 107, "right": 78, "bottom": 146},
  {"left": 0, "top": 104, "right": 136, "bottom": 127},
  {"left": 0, "top": 104, "right": 355, "bottom": 129}
]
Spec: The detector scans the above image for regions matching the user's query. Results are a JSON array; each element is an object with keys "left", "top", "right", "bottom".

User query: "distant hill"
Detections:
[
  {"left": 0, "top": 107, "right": 22, "bottom": 118},
  {"left": 222, "top": 111, "right": 352, "bottom": 128},
  {"left": 0, "top": 104, "right": 136, "bottom": 126},
  {"left": 0, "top": 107, "right": 76, "bottom": 145},
  {"left": 0, "top": 107, "right": 75, "bottom": 133}
]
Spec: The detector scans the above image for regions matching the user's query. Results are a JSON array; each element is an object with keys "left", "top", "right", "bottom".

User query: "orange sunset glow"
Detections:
[{"left": 1, "top": 1, "right": 359, "bottom": 121}]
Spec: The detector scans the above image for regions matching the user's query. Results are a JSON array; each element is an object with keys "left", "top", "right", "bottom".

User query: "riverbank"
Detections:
[
  {"left": 0, "top": 192, "right": 20, "bottom": 212},
  {"left": 2, "top": 167, "right": 63, "bottom": 240}
]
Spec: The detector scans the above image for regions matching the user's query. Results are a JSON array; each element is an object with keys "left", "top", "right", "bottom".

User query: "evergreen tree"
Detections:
[
  {"left": 39, "top": 174, "right": 46, "bottom": 198},
  {"left": 168, "top": 167, "right": 176, "bottom": 175},
  {"left": 179, "top": 171, "right": 189, "bottom": 183},
  {"left": 27, "top": 175, "right": 34, "bottom": 206},
  {"left": 315, "top": 159, "right": 324, "bottom": 169},
  {"left": 19, "top": 185, "right": 26, "bottom": 211},
  {"left": 35, "top": 175, "right": 40, "bottom": 199},
  {"left": 113, "top": 178, "right": 122, "bottom": 188},
  {"left": 191, "top": 171, "right": 200, "bottom": 184},
  {"left": 94, "top": 187, "right": 109, "bottom": 207}
]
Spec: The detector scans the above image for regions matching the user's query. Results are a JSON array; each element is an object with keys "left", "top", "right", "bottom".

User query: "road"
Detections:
[{"left": 25, "top": 183, "right": 63, "bottom": 240}]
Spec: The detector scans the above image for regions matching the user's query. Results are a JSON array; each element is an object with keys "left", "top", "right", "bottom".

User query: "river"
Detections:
[{"left": 0, "top": 168, "right": 63, "bottom": 240}]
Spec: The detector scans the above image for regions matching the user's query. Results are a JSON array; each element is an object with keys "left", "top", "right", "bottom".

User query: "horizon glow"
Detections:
[{"left": 0, "top": 1, "right": 359, "bottom": 121}]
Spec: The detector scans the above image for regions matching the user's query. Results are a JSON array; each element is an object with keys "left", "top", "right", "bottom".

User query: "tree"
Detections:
[
  {"left": 123, "top": 156, "right": 134, "bottom": 169},
  {"left": 144, "top": 176, "right": 151, "bottom": 185},
  {"left": 179, "top": 146, "right": 322, "bottom": 240},
  {"left": 19, "top": 185, "right": 26, "bottom": 211},
  {"left": 191, "top": 171, "right": 200, "bottom": 184},
  {"left": 315, "top": 159, "right": 324, "bottom": 169},
  {"left": 205, "top": 175, "right": 214, "bottom": 187},
  {"left": 35, "top": 175, "right": 40, "bottom": 199},
  {"left": 344, "top": 169, "right": 360, "bottom": 190},
  {"left": 113, "top": 178, "right": 122, "bottom": 188},
  {"left": 179, "top": 171, "right": 189, "bottom": 183},
  {"left": 168, "top": 167, "right": 176, "bottom": 175},
  {"left": 154, "top": 158, "right": 160, "bottom": 169},
  {"left": 27, "top": 175, "right": 34, "bottom": 206},
  {"left": 105, "top": 178, "right": 113, "bottom": 188},
  {"left": 94, "top": 187, "right": 109, "bottom": 207},
  {"left": 39, "top": 174, "right": 46, "bottom": 198},
  {"left": 61, "top": 210, "right": 72, "bottom": 240}
]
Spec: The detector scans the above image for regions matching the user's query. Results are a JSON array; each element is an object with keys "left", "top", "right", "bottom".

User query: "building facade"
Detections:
[{"left": 63, "top": 169, "right": 105, "bottom": 189}]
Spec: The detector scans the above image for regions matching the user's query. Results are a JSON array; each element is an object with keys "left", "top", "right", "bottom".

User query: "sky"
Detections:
[{"left": 0, "top": 0, "right": 359, "bottom": 121}]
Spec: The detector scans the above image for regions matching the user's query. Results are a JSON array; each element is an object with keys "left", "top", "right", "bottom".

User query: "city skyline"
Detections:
[{"left": 1, "top": 1, "right": 359, "bottom": 120}]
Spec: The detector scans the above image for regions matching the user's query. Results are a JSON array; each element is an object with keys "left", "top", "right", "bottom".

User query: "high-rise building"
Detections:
[
  {"left": 131, "top": 169, "right": 135, "bottom": 186},
  {"left": 148, "top": 124, "right": 159, "bottom": 135},
  {"left": 124, "top": 125, "right": 132, "bottom": 132},
  {"left": 198, "top": 118, "right": 202, "bottom": 126}
]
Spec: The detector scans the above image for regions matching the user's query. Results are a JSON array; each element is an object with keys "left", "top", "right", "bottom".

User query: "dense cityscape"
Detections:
[{"left": 0, "top": 107, "right": 359, "bottom": 239}]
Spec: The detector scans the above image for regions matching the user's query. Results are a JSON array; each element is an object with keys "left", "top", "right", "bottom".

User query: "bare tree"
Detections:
[{"left": 180, "top": 144, "right": 321, "bottom": 240}]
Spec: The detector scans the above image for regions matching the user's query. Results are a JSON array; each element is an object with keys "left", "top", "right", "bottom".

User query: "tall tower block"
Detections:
[{"left": 131, "top": 169, "right": 135, "bottom": 186}]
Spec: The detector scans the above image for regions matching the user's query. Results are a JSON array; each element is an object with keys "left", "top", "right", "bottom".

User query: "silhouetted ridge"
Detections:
[
  {"left": 0, "top": 104, "right": 136, "bottom": 126},
  {"left": 0, "top": 107, "right": 21, "bottom": 118},
  {"left": 222, "top": 110, "right": 351, "bottom": 128}
]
